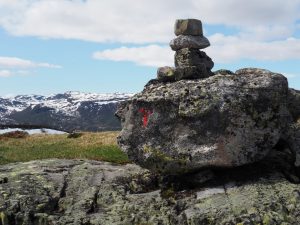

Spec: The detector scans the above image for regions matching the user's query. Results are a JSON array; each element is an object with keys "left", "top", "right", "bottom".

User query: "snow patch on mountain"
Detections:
[{"left": 0, "top": 91, "right": 133, "bottom": 118}]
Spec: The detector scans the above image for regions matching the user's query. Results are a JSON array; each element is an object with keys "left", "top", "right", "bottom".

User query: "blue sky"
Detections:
[{"left": 0, "top": 0, "right": 300, "bottom": 96}]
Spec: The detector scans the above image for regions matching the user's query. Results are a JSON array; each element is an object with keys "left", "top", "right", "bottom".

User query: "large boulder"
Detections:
[{"left": 116, "top": 68, "right": 293, "bottom": 174}]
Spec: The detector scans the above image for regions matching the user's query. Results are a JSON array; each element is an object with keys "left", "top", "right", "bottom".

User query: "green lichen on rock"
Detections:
[
  {"left": 142, "top": 146, "right": 189, "bottom": 175},
  {"left": 0, "top": 153, "right": 300, "bottom": 224}
]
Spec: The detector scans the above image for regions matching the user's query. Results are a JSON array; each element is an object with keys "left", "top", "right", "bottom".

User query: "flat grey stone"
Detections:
[
  {"left": 175, "top": 19, "right": 203, "bottom": 36},
  {"left": 170, "top": 35, "right": 210, "bottom": 51},
  {"left": 174, "top": 65, "right": 209, "bottom": 81}
]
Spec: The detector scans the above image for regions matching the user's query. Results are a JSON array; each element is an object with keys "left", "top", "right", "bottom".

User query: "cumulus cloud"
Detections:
[
  {"left": 207, "top": 34, "right": 300, "bottom": 63},
  {"left": 0, "top": 57, "right": 61, "bottom": 69},
  {"left": 93, "top": 45, "right": 173, "bottom": 67},
  {"left": 0, "top": 70, "right": 12, "bottom": 77},
  {"left": 1, "top": 0, "right": 300, "bottom": 69},
  {"left": 0, "top": 0, "right": 299, "bottom": 43},
  {"left": 283, "top": 73, "right": 299, "bottom": 79},
  {"left": 0, "top": 69, "right": 32, "bottom": 77},
  {"left": 0, "top": 56, "right": 61, "bottom": 78},
  {"left": 93, "top": 35, "right": 300, "bottom": 66}
]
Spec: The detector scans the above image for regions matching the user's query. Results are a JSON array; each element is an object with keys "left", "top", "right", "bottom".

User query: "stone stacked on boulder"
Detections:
[
  {"left": 116, "top": 19, "right": 300, "bottom": 177},
  {"left": 157, "top": 19, "right": 213, "bottom": 81}
]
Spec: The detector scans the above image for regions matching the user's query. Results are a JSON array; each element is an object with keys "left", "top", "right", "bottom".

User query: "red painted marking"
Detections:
[{"left": 139, "top": 108, "right": 153, "bottom": 127}]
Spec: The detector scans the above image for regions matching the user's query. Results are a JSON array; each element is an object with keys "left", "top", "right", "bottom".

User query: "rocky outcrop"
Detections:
[
  {"left": 1, "top": 152, "right": 300, "bottom": 224},
  {"left": 117, "top": 68, "right": 296, "bottom": 175},
  {"left": 116, "top": 19, "right": 300, "bottom": 176}
]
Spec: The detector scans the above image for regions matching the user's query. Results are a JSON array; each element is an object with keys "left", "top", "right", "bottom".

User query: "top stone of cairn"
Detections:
[{"left": 174, "top": 19, "right": 203, "bottom": 36}]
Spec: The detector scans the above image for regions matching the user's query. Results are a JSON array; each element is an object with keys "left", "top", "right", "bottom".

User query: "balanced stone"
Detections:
[
  {"left": 175, "top": 48, "right": 214, "bottom": 71},
  {"left": 157, "top": 65, "right": 208, "bottom": 81},
  {"left": 170, "top": 35, "right": 210, "bottom": 51},
  {"left": 175, "top": 19, "right": 203, "bottom": 36},
  {"left": 174, "top": 65, "right": 209, "bottom": 80}
]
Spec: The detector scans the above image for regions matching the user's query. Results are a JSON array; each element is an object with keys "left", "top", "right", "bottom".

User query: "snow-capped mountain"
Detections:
[{"left": 0, "top": 91, "right": 133, "bottom": 131}]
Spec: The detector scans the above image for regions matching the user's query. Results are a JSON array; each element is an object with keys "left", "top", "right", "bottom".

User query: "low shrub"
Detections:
[
  {"left": 0, "top": 131, "right": 29, "bottom": 139},
  {"left": 67, "top": 132, "right": 83, "bottom": 138}
]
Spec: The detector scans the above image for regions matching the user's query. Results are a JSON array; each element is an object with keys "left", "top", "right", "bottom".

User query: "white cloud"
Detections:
[
  {"left": 283, "top": 73, "right": 299, "bottom": 78},
  {"left": 0, "top": 0, "right": 299, "bottom": 43},
  {"left": 93, "top": 45, "right": 173, "bottom": 67},
  {"left": 1, "top": 0, "right": 300, "bottom": 69},
  {"left": 0, "top": 56, "right": 61, "bottom": 78},
  {"left": 0, "top": 70, "right": 12, "bottom": 77},
  {"left": 207, "top": 34, "right": 300, "bottom": 63},
  {"left": 0, "top": 57, "right": 61, "bottom": 69},
  {"left": 0, "top": 69, "right": 32, "bottom": 78},
  {"left": 93, "top": 36, "right": 300, "bottom": 67}
]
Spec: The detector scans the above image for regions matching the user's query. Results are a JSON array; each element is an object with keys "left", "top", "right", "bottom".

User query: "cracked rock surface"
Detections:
[{"left": 1, "top": 147, "right": 300, "bottom": 225}]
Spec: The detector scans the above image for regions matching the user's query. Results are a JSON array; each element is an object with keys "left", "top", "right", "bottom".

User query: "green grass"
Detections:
[{"left": 0, "top": 131, "right": 129, "bottom": 165}]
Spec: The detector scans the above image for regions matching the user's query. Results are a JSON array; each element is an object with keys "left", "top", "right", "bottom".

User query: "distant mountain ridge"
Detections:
[{"left": 0, "top": 91, "right": 133, "bottom": 132}]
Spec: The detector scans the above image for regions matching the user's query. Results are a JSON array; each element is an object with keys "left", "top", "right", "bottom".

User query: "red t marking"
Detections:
[{"left": 139, "top": 108, "right": 153, "bottom": 127}]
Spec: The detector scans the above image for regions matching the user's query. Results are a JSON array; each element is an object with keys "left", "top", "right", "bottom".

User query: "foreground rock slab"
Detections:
[
  {"left": 117, "top": 68, "right": 293, "bottom": 174},
  {"left": 1, "top": 157, "right": 300, "bottom": 224}
]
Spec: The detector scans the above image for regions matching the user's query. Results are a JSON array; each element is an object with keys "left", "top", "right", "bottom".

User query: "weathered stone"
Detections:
[
  {"left": 157, "top": 66, "right": 176, "bottom": 81},
  {"left": 214, "top": 69, "right": 235, "bottom": 75},
  {"left": 288, "top": 88, "right": 300, "bottom": 122},
  {"left": 170, "top": 35, "right": 210, "bottom": 50},
  {"left": 117, "top": 68, "right": 292, "bottom": 174},
  {"left": 1, "top": 147, "right": 300, "bottom": 225},
  {"left": 157, "top": 65, "right": 211, "bottom": 82},
  {"left": 174, "top": 65, "right": 209, "bottom": 80},
  {"left": 174, "top": 19, "right": 203, "bottom": 36},
  {"left": 175, "top": 48, "right": 214, "bottom": 71}
]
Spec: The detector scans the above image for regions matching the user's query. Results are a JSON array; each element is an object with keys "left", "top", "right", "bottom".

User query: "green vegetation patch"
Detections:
[{"left": 0, "top": 131, "right": 129, "bottom": 165}]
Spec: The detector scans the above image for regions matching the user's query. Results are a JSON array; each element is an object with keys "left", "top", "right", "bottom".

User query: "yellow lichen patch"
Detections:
[
  {"left": 142, "top": 145, "right": 189, "bottom": 174},
  {"left": 0, "top": 212, "right": 8, "bottom": 225}
]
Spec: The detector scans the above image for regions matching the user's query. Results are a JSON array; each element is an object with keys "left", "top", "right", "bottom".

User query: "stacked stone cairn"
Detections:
[{"left": 157, "top": 19, "right": 213, "bottom": 81}]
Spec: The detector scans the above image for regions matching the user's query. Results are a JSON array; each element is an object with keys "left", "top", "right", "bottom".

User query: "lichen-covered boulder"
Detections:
[{"left": 116, "top": 68, "right": 293, "bottom": 174}]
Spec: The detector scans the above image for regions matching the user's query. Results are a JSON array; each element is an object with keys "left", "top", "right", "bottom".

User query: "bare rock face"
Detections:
[
  {"left": 1, "top": 148, "right": 300, "bottom": 224},
  {"left": 117, "top": 68, "right": 293, "bottom": 174}
]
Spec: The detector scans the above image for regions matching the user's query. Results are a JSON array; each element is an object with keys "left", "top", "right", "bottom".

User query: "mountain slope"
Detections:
[{"left": 0, "top": 92, "right": 132, "bottom": 131}]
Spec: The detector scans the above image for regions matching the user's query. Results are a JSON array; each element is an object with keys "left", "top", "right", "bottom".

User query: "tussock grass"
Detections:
[{"left": 0, "top": 131, "right": 129, "bottom": 165}]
